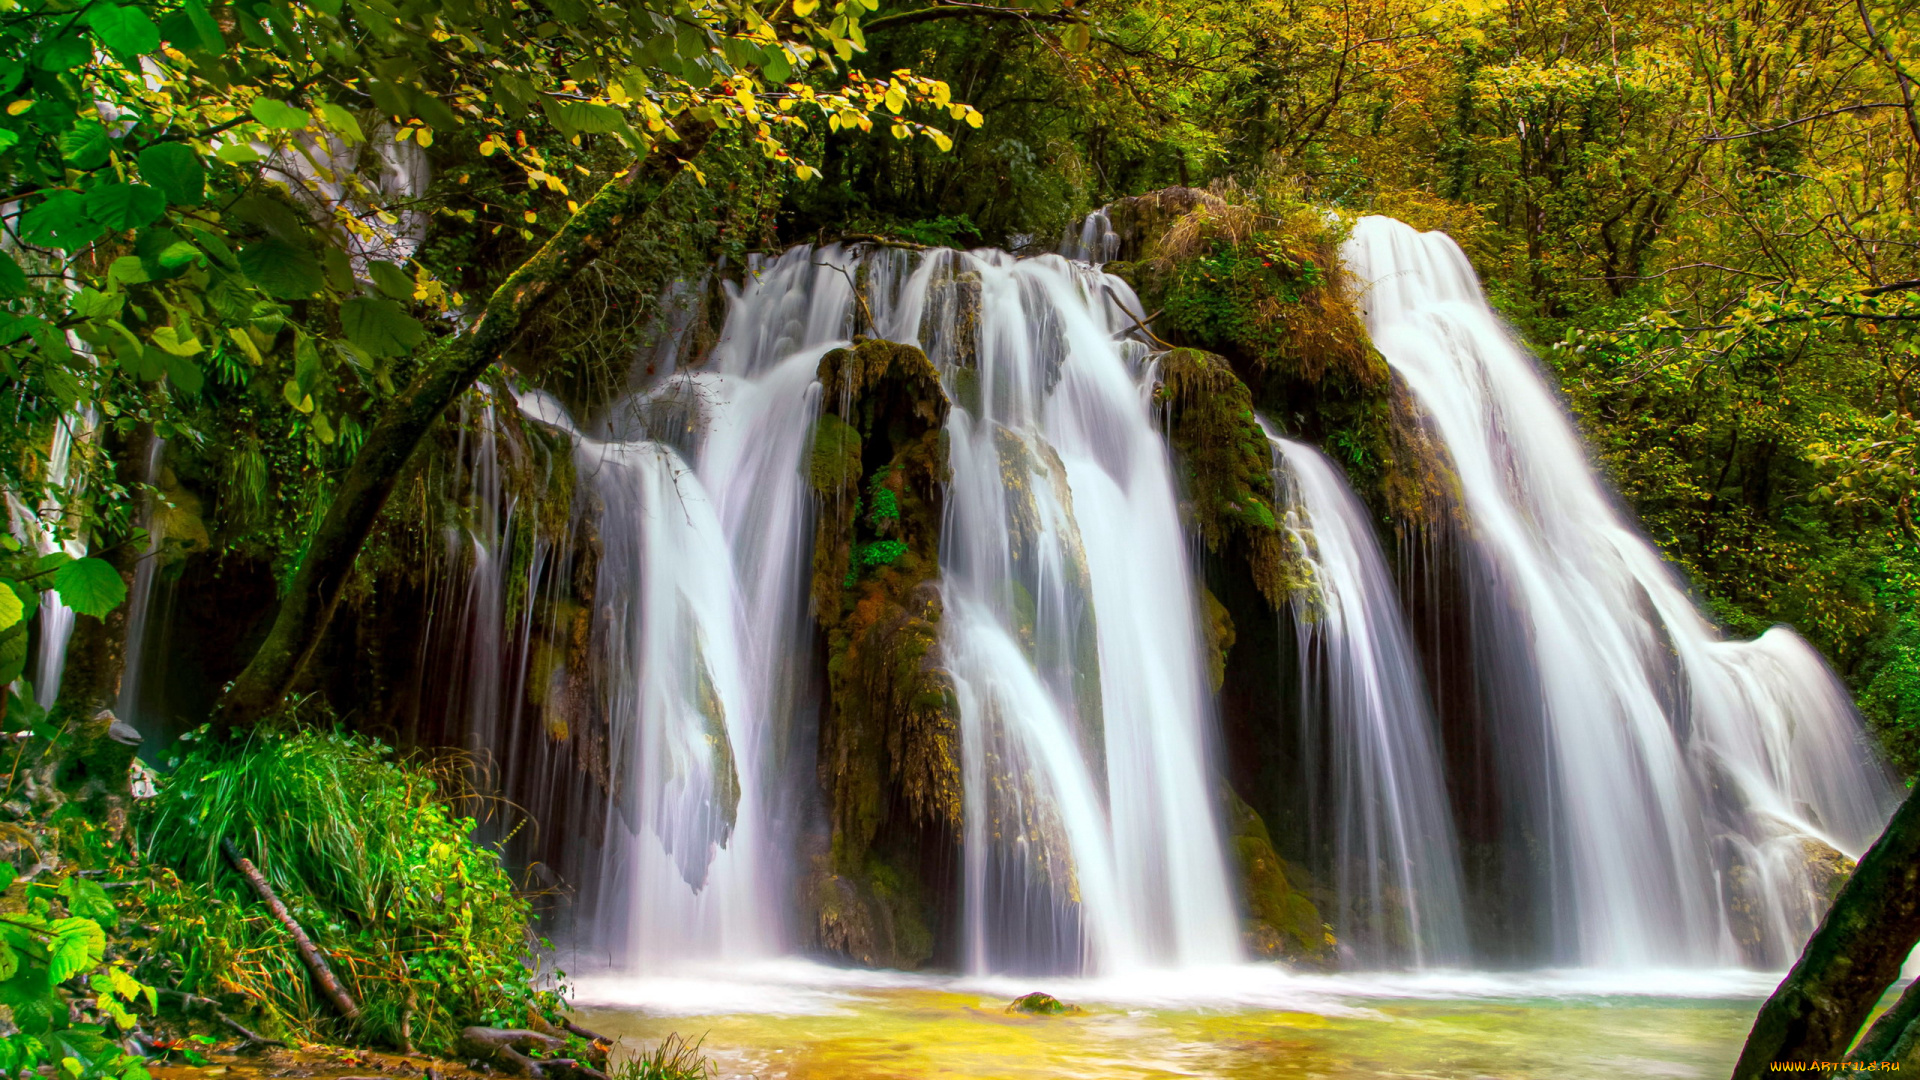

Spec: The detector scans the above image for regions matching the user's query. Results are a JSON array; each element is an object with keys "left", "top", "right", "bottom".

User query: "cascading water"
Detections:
[
  {"left": 906, "top": 249, "right": 1241, "bottom": 974},
  {"left": 1343, "top": 216, "right": 1897, "bottom": 967},
  {"left": 1266, "top": 427, "right": 1468, "bottom": 968},
  {"left": 541, "top": 241, "right": 1241, "bottom": 976}
]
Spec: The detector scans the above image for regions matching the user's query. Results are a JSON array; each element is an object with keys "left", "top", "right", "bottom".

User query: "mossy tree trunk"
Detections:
[
  {"left": 1732, "top": 785, "right": 1920, "bottom": 1078},
  {"left": 210, "top": 131, "right": 708, "bottom": 735}
]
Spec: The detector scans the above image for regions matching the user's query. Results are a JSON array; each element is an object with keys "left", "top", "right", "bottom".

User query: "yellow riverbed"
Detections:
[{"left": 571, "top": 963, "right": 1780, "bottom": 1079}]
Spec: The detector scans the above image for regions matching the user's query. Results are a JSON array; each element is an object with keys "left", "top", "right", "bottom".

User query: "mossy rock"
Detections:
[
  {"left": 1226, "top": 786, "right": 1336, "bottom": 968},
  {"left": 1007, "top": 992, "right": 1084, "bottom": 1016},
  {"left": 1156, "top": 347, "right": 1304, "bottom": 608},
  {"left": 810, "top": 852, "right": 937, "bottom": 970}
]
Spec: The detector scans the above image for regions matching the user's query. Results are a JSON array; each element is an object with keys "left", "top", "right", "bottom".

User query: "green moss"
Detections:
[
  {"left": 1200, "top": 586, "right": 1236, "bottom": 694},
  {"left": 812, "top": 412, "right": 864, "bottom": 497},
  {"left": 1157, "top": 347, "right": 1304, "bottom": 608},
  {"left": 1225, "top": 786, "right": 1335, "bottom": 968}
]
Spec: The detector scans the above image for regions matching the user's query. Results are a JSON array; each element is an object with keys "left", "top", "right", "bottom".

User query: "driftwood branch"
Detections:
[
  {"left": 459, "top": 1027, "right": 609, "bottom": 1079},
  {"left": 865, "top": 1, "right": 1086, "bottom": 33},
  {"left": 1731, "top": 785, "right": 1920, "bottom": 1077},
  {"left": 219, "top": 839, "right": 361, "bottom": 1025}
]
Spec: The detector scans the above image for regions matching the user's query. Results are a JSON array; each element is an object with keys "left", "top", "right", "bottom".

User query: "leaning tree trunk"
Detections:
[
  {"left": 209, "top": 128, "right": 709, "bottom": 734},
  {"left": 1731, "top": 784, "right": 1920, "bottom": 1078}
]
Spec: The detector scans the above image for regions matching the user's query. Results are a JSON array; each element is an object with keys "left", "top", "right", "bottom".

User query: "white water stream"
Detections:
[
  {"left": 1344, "top": 216, "right": 1897, "bottom": 967},
  {"left": 1268, "top": 430, "right": 1468, "bottom": 967}
]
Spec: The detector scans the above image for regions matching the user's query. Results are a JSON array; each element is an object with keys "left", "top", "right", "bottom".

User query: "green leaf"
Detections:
[
  {"left": 35, "top": 35, "right": 91, "bottom": 71},
  {"left": 368, "top": 261, "right": 414, "bottom": 301},
  {"left": 0, "top": 625, "right": 25, "bottom": 687},
  {"left": 0, "top": 939, "right": 16, "bottom": 981},
  {"left": 0, "top": 584, "right": 19, "bottom": 632},
  {"left": 83, "top": 184, "right": 166, "bottom": 232},
  {"left": 58, "top": 122, "right": 112, "bottom": 169},
  {"left": 215, "top": 142, "right": 262, "bottom": 164},
  {"left": 87, "top": 6, "right": 162, "bottom": 56},
  {"left": 3, "top": 578, "right": 37, "bottom": 627},
  {"left": 137, "top": 142, "right": 205, "bottom": 205},
  {"left": 46, "top": 917, "right": 105, "bottom": 982},
  {"left": 551, "top": 100, "right": 623, "bottom": 135},
  {"left": 238, "top": 239, "right": 324, "bottom": 299},
  {"left": 70, "top": 289, "right": 123, "bottom": 319},
  {"left": 163, "top": 351, "right": 204, "bottom": 395},
  {"left": 20, "top": 193, "right": 101, "bottom": 252},
  {"left": 249, "top": 98, "right": 311, "bottom": 131},
  {"left": 317, "top": 103, "right": 364, "bottom": 144},
  {"left": 57, "top": 879, "right": 115, "bottom": 925},
  {"left": 340, "top": 297, "right": 426, "bottom": 358},
  {"left": 0, "top": 252, "right": 27, "bottom": 298},
  {"left": 51, "top": 558, "right": 126, "bottom": 619},
  {"left": 0, "top": 861, "right": 15, "bottom": 891},
  {"left": 107, "top": 256, "right": 149, "bottom": 287}
]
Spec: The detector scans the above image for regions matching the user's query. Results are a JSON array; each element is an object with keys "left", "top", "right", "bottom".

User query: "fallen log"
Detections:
[{"left": 220, "top": 838, "right": 361, "bottom": 1024}]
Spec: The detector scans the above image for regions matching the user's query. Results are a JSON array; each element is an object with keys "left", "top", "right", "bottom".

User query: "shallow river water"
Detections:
[{"left": 572, "top": 962, "right": 1804, "bottom": 1079}]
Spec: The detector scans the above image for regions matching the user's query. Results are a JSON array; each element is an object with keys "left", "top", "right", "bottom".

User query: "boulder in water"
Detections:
[{"left": 1007, "top": 992, "right": 1083, "bottom": 1016}]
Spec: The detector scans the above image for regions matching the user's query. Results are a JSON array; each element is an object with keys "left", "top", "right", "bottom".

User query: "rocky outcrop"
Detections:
[{"left": 806, "top": 338, "right": 958, "bottom": 970}]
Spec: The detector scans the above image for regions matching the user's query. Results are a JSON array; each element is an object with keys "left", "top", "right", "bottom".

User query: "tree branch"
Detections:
[
  {"left": 865, "top": 2, "right": 1085, "bottom": 33},
  {"left": 209, "top": 125, "right": 711, "bottom": 734},
  {"left": 1698, "top": 102, "right": 1908, "bottom": 141}
]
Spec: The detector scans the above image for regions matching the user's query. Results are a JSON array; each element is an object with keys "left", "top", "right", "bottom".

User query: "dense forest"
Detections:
[{"left": 2, "top": 0, "right": 1920, "bottom": 1074}]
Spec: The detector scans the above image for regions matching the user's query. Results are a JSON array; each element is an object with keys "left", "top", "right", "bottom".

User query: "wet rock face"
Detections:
[
  {"left": 807, "top": 338, "right": 958, "bottom": 969},
  {"left": 1719, "top": 835, "right": 1857, "bottom": 967}
]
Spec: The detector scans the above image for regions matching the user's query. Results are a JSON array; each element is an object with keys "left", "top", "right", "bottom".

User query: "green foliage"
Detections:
[
  {"left": 0, "top": 864, "right": 156, "bottom": 1080},
  {"left": 140, "top": 729, "right": 557, "bottom": 1053}
]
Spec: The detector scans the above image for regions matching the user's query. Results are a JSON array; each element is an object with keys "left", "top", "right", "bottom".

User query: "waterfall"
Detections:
[
  {"left": 912, "top": 249, "right": 1241, "bottom": 973},
  {"left": 1267, "top": 428, "right": 1469, "bottom": 968},
  {"left": 1343, "top": 216, "right": 1897, "bottom": 967},
  {"left": 529, "top": 241, "right": 1241, "bottom": 975}
]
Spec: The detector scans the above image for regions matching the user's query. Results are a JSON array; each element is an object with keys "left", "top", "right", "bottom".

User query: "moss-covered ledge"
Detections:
[
  {"left": 1155, "top": 347, "right": 1303, "bottom": 609},
  {"left": 806, "top": 337, "right": 959, "bottom": 970}
]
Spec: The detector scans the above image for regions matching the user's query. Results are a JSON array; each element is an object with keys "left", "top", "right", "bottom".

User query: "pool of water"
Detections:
[{"left": 571, "top": 963, "right": 1789, "bottom": 1079}]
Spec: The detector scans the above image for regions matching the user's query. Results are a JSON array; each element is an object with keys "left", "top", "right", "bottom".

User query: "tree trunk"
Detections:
[
  {"left": 1731, "top": 785, "right": 1920, "bottom": 1078},
  {"left": 209, "top": 128, "right": 708, "bottom": 734}
]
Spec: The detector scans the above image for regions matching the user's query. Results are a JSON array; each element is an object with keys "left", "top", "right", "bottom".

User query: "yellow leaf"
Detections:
[
  {"left": 965, "top": 109, "right": 982, "bottom": 129},
  {"left": 795, "top": 163, "right": 815, "bottom": 180},
  {"left": 523, "top": 210, "right": 538, "bottom": 223},
  {"left": 6, "top": 100, "right": 30, "bottom": 116},
  {"left": 416, "top": 127, "right": 433, "bottom": 147},
  {"left": 794, "top": 0, "right": 819, "bottom": 13},
  {"left": 884, "top": 84, "right": 907, "bottom": 114},
  {"left": 891, "top": 122, "right": 909, "bottom": 140}
]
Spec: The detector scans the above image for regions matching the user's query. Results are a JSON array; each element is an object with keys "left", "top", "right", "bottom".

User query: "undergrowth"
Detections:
[{"left": 137, "top": 728, "right": 560, "bottom": 1055}]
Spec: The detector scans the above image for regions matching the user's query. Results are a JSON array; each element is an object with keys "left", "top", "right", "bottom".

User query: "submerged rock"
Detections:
[{"left": 1007, "top": 992, "right": 1084, "bottom": 1016}]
